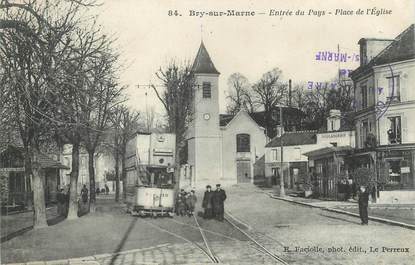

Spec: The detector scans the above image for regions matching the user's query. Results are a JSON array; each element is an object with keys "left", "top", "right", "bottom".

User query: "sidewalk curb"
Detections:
[{"left": 269, "top": 194, "right": 415, "bottom": 230}]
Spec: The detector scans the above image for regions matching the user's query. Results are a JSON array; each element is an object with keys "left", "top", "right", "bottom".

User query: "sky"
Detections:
[{"left": 94, "top": 0, "right": 414, "bottom": 114}]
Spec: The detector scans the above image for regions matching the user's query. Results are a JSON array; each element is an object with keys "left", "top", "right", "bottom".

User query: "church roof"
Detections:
[
  {"left": 219, "top": 106, "right": 305, "bottom": 134},
  {"left": 219, "top": 114, "right": 235, "bottom": 126},
  {"left": 191, "top": 42, "right": 220, "bottom": 75}
]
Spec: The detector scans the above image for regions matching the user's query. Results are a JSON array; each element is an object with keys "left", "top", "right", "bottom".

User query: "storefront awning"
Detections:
[
  {"left": 303, "top": 146, "right": 353, "bottom": 158},
  {"left": 36, "top": 152, "right": 69, "bottom": 169}
]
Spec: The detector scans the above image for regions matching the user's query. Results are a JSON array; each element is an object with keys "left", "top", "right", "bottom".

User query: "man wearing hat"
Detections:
[
  {"left": 202, "top": 185, "right": 214, "bottom": 219},
  {"left": 212, "top": 184, "right": 227, "bottom": 221},
  {"left": 358, "top": 185, "right": 370, "bottom": 225}
]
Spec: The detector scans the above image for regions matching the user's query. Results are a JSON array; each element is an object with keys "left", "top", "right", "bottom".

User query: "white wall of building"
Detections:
[
  {"left": 187, "top": 72, "right": 222, "bottom": 188},
  {"left": 60, "top": 144, "right": 117, "bottom": 192},
  {"left": 221, "top": 111, "right": 266, "bottom": 185},
  {"left": 354, "top": 59, "right": 415, "bottom": 147},
  {"left": 265, "top": 144, "right": 316, "bottom": 164}
]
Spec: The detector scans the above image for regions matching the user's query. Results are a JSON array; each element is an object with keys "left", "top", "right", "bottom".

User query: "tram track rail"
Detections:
[
  {"left": 141, "top": 213, "right": 289, "bottom": 264},
  {"left": 141, "top": 218, "right": 219, "bottom": 263},
  {"left": 224, "top": 214, "right": 289, "bottom": 265},
  {"left": 192, "top": 214, "right": 221, "bottom": 263}
]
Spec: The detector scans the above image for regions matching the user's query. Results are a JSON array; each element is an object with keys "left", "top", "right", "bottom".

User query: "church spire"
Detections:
[{"left": 191, "top": 42, "right": 220, "bottom": 75}]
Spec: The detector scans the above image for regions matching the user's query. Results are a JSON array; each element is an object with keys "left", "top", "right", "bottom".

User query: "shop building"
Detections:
[
  {"left": 264, "top": 110, "right": 355, "bottom": 190},
  {"left": 0, "top": 145, "right": 68, "bottom": 213},
  {"left": 349, "top": 24, "right": 415, "bottom": 203}
]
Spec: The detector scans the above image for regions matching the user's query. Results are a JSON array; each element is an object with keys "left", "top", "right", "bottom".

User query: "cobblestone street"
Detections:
[
  {"left": 2, "top": 185, "right": 415, "bottom": 265},
  {"left": 224, "top": 184, "right": 415, "bottom": 265}
]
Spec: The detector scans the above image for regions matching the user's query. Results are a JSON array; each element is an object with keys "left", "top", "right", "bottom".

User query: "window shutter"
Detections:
[
  {"left": 402, "top": 115, "right": 408, "bottom": 143},
  {"left": 400, "top": 74, "right": 406, "bottom": 102},
  {"left": 202, "top": 82, "right": 211, "bottom": 98}
]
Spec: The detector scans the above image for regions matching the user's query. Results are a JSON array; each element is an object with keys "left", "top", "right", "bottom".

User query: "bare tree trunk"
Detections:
[
  {"left": 121, "top": 151, "right": 126, "bottom": 201},
  {"left": 174, "top": 138, "right": 182, "bottom": 191},
  {"left": 115, "top": 149, "right": 120, "bottom": 202},
  {"left": 31, "top": 155, "right": 48, "bottom": 229},
  {"left": 88, "top": 150, "right": 96, "bottom": 213},
  {"left": 24, "top": 153, "right": 33, "bottom": 211},
  {"left": 67, "top": 141, "right": 80, "bottom": 220}
]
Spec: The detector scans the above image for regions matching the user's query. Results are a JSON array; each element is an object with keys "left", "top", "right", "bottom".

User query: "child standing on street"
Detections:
[
  {"left": 176, "top": 190, "right": 186, "bottom": 216},
  {"left": 186, "top": 190, "right": 197, "bottom": 217}
]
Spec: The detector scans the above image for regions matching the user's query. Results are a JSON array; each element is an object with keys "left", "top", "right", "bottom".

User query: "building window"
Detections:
[
  {"left": 388, "top": 160, "right": 401, "bottom": 185},
  {"left": 387, "top": 116, "right": 401, "bottom": 144},
  {"left": 236, "top": 134, "right": 250, "bottom": 152},
  {"left": 271, "top": 149, "right": 278, "bottom": 161},
  {"left": 316, "top": 164, "right": 323, "bottom": 174},
  {"left": 202, "top": 82, "right": 211, "bottom": 98},
  {"left": 361, "top": 119, "right": 369, "bottom": 148},
  {"left": 361, "top": 85, "right": 368, "bottom": 108},
  {"left": 387, "top": 75, "right": 400, "bottom": 102}
]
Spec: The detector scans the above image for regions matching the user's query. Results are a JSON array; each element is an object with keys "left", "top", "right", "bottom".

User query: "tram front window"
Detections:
[{"left": 146, "top": 169, "right": 174, "bottom": 188}]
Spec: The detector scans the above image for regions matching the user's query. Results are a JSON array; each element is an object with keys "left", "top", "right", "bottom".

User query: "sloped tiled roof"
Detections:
[
  {"left": 219, "top": 107, "right": 305, "bottom": 128},
  {"left": 265, "top": 131, "right": 317, "bottom": 148},
  {"left": 36, "top": 152, "right": 69, "bottom": 169},
  {"left": 191, "top": 42, "right": 220, "bottom": 75},
  {"left": 0, "top": 145, "right": 69, "bottom": 169},
  {"left": 351, "top": 24, "right": 415, "bottom": 77},
  {"left": 219, "top": 114, "right": 235, "bottom": 126}
]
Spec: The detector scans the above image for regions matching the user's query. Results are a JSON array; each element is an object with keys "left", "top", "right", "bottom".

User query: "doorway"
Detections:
[{"left": 237, "top": 161, "right": 251, "bottom": 183}]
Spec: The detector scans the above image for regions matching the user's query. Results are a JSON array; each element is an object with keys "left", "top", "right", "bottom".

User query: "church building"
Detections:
[{"left": 183, "top": 42, "right": 268, "bottom": 189}]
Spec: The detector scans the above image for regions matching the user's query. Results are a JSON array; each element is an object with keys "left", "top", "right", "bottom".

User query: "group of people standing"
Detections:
[
  {"left": 175, "top": 189, "right": 197, "bottom": 217},
  {"left": 339, "top": 178, "right": 358, "bottom": 201},
  {"left": 175, "top": 184, "right": 227, "bottom": 221},
  {"left": 202, "top": 184, "right": 227, "bottom": 221}
]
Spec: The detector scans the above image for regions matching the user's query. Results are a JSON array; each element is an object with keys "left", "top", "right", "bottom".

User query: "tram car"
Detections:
[{"left": 124, "top": 132, "right": 176, "bottom": 217}]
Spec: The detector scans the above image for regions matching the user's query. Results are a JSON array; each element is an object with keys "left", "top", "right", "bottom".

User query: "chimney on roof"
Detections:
[
  {"left": 358, "top": 38, "right": 394, "bottom": 66},
  {"left": 327, "top": 109, "right": 341, "bottom": 132}
]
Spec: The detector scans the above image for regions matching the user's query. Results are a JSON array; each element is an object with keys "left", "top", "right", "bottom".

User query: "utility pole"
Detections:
[
  {"left": 278, "top": 79, "right": 291, "bottom": 197},
  {"left": 337, "top": 44, "right": 341, "bottom": 82},
  {"left": 279, "top": 103, "right": 285, "bottom": 196}
]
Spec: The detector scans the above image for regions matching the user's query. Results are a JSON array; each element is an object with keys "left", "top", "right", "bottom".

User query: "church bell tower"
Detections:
[{"left": 187, "top": 42, "right": 222, "bottom": 188}]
